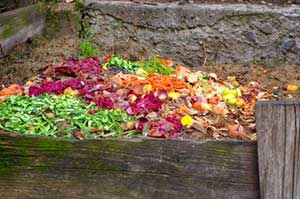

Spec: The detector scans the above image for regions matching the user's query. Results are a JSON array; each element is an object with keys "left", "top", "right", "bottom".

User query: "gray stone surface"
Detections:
[{"left": 82, "top": 1, "right": 300, "bottom": 66}]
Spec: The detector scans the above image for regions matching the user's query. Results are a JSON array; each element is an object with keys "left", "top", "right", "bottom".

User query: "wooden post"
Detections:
[{"left": 256, "top": 101, "right": 300, "bottom": 199}]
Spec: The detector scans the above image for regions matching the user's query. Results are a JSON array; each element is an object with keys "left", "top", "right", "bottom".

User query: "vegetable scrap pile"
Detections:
[{"left": 0, "top": 55, "right": 296, "bottom": 140}]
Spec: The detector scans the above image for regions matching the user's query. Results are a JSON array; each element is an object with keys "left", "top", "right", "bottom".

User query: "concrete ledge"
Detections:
[{"left": 82, "top": 1, "right": 300, "bottom": 66}]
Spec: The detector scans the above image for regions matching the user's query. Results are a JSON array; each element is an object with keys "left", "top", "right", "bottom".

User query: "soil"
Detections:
[
  {"left": 0, "top": 1, "right": 80, "bottom": 86},
  {"left": 201, "top": 64, "right": 300, "bottom": 99},
  {"left": 0, "top": 35, "right": 80, "bottom": 86}
]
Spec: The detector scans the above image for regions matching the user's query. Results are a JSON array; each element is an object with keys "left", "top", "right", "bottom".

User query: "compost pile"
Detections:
[{"left": 0, "top": 55, "right": 277, "bottom": 140}]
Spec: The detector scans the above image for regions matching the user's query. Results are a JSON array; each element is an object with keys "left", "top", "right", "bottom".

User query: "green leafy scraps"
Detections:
[
  {"left": 139, "top": 56, "right": 175, "bottom": 75},
  {"left": 0, "top": 94, "right": 133, "bottom": 138},
  {"left": 104, "top": 55, "right": 139, "bottom": 73},
  {"left": 104, "top": 55, "right": 175, "bottom": 75}
]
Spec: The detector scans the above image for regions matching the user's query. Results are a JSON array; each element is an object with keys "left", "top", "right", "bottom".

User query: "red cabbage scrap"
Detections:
[
  {"left": 28, "top": 79, "right": 84, "bottom": 96},
  {"left": 29, "top": 81, "right": 66, "bottom": 96},
  {"left": 166, "top": 114, "right": 183, "bottom": 132},
  {"left": 58, "top": 57, "right": 102, "bottom": 76},
  {"left": 94, "top": 97, "right": 114, "bottom": 110},
  {"left": 135, "top": 117, "right": 149, "bottom": 132},
  {"left": 146, "top": 115, "right": 182, "bottom": 138},
  {"left": 66, "top": 79, "right": 83, "bottom": 89},
  {"left": 28, "top": 86, "right": 42, "bottom": 96},
  {"left": 127, "top": 93, "right": 162, "bottom": 115}
]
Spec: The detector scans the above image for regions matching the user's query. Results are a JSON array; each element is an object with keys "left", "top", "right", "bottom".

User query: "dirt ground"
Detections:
[
  {"left": 201, "top": 64, "right": 300, "bottom": 99},
  {"left": 0, "top": 35, "right": 80, "bottom": 85}
]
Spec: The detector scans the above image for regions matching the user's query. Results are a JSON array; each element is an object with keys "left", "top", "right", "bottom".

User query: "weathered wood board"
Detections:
[
  {"left": 0, "top": 4, "right": 45, "bottom": 57},
  {"left": 256, "top": 100, "right": 300, "bottom": 199},
  {"left": 93, "top": 0, "right": 298, "bottom": 4},
  {"left": 0, "top": 131, "right": 259, "bottom": 199}
]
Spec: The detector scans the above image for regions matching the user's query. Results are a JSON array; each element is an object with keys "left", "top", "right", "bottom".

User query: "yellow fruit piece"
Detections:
[
  {"left": 232, "top": 89, "right": 240, "bottom": 97},
  {"left": 136, "top": 68, "right": 149, "bottom": 77},
  {"left": 102, "top": 64, "right": 108, "bottom": 70},
  {"left": 222, "top": 88, "right": 231, "bottom": 96},
  {"left": 168, "top": 92, "right": 180, "bottom": 100},
  {"left": 287, "top": 84, "right": 298, "bottom": 92},
  {"left": 181, "top": 115, "right": 193, "bottom": 128},
  {"left": 64, "top": 87, "right": 79, "bottom": 96},
  {"left": 222, "top": 87, "right": 240, "bottom": 98},
  {"left": 223, "top": 93, "right": 237, "bottom": 105},
  {"left": 25, "top": 81, "right": 34, "bottom": 87},
  {"left": 227, "top": 76, "right": 240, "bottom": 87},
  {"left": 236, "top": 98, "right": 245, "bottom": 107},
  {"left": 232, "top": 80, "right": 240, "bottom": 87},
  {"left": 227, "top": 76, "right": 236, "bottom": 82},
  {"left": 143, "top": 84, "right": 153, "bottom": 94}
]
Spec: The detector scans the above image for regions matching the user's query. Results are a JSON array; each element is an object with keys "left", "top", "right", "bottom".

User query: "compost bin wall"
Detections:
[
  {"left": 82, "top": 0, "right": 300, "bottom": 67},
  {"left": 0, "top": 131, "right": 259, "bottom": 199},
  {"left": 0, "top": 4, "right": 45, "bottom": 57}
]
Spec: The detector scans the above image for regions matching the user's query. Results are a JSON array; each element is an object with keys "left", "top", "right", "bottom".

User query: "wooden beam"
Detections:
[
  {"left": 256, "top": 100, "right": 300, "bottom": 199},
  {"left": 0, "top": 131, "right": 259, "bottom": 199},
  {"left": 0, "top": 4, "right": 45, "bottom": 57}
]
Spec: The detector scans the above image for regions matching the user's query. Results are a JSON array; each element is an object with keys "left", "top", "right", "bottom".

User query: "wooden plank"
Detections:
[
  {"left": 256, "top": 100, "right": 300, "bottom": 199},
  {"left": 94, "top": 0, "right": 298, "bottom": 4},
  {"left": 0, "top": 0, "right": 31, "bottom": 13},
  {"left": 294, "top": 104, "right": 300, "bottom": 198},
  {"left": 0, "top": 4, "right": 45, "bottom": 57},
  {"left": 0, "top": 131, "right": 259, "bottom": 199}
]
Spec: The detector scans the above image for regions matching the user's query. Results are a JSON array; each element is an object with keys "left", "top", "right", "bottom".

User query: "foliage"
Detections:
[
  {"left": 104, "top": 55, "right": 139, "bottom": 73},
  {"left": 104, "top": 55, "right": 175, "bottom": 75},
  {"left": 79, "top": 40, "right": 98, "bottom": 58},
  {"left": 79, "top": 30, "right": 98, "bottom": 58},
  {"left": 139, "top": 57, "right": 175, "bottom": 75},
  {"left": 0, "top": 94, "right": 132, "bottom": 139}
]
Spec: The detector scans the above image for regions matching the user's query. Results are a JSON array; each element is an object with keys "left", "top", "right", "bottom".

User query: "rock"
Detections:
[
  {"left": 82, "top": 1, "right": 300, "bottom": 66},
  {"left": 282, "top": 39, "right": 296, "bottom": 50},
  {"left": 242, "top": 31, "right": 257, "bottom": 43},
  {"left": 295, "top": 39, "right": 300, "bottom": 50},
  {"left": 258, "top": 23, "right": 274, "bottom": 35}
]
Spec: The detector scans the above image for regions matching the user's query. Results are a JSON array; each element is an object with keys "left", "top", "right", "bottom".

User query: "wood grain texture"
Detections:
[
  {"left": 0, "top": 131, "right": 258, "bottom": 199},
  {"left": 0, "top": 4, "right": 45, "bottom": 57},
  {"left": 256, "top": 100, "right": 300, "bottom": 199}
]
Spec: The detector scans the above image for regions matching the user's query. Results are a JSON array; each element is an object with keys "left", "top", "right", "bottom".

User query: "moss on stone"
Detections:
[{"left": 1, "top": 27, "right": 14, "bottom": 39}]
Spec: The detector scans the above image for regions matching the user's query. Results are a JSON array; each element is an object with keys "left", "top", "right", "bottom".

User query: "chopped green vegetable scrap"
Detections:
[{"left": 0, "top": 94, "right": 134, "bottom": 139}]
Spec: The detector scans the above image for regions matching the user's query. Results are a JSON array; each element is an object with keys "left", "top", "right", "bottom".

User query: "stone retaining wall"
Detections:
[{"left": 82, "top": 0, "right": 300, "bottom": 66}]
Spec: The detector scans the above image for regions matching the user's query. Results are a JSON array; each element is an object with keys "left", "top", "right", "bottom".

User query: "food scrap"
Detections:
[{"left": 1, "top": 55, "right": 293, "bottom": 141}]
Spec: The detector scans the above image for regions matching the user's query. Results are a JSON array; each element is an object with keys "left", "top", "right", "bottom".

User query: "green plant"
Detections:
[
  {"left": 79, "top": 29, "right": 98, "bottom": 58},
  {"left": 79, "top": 39, "right": 98, "bottom": 58},
  {"left": 74, "top": 0, "right": 84, "bottom": 11}
]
